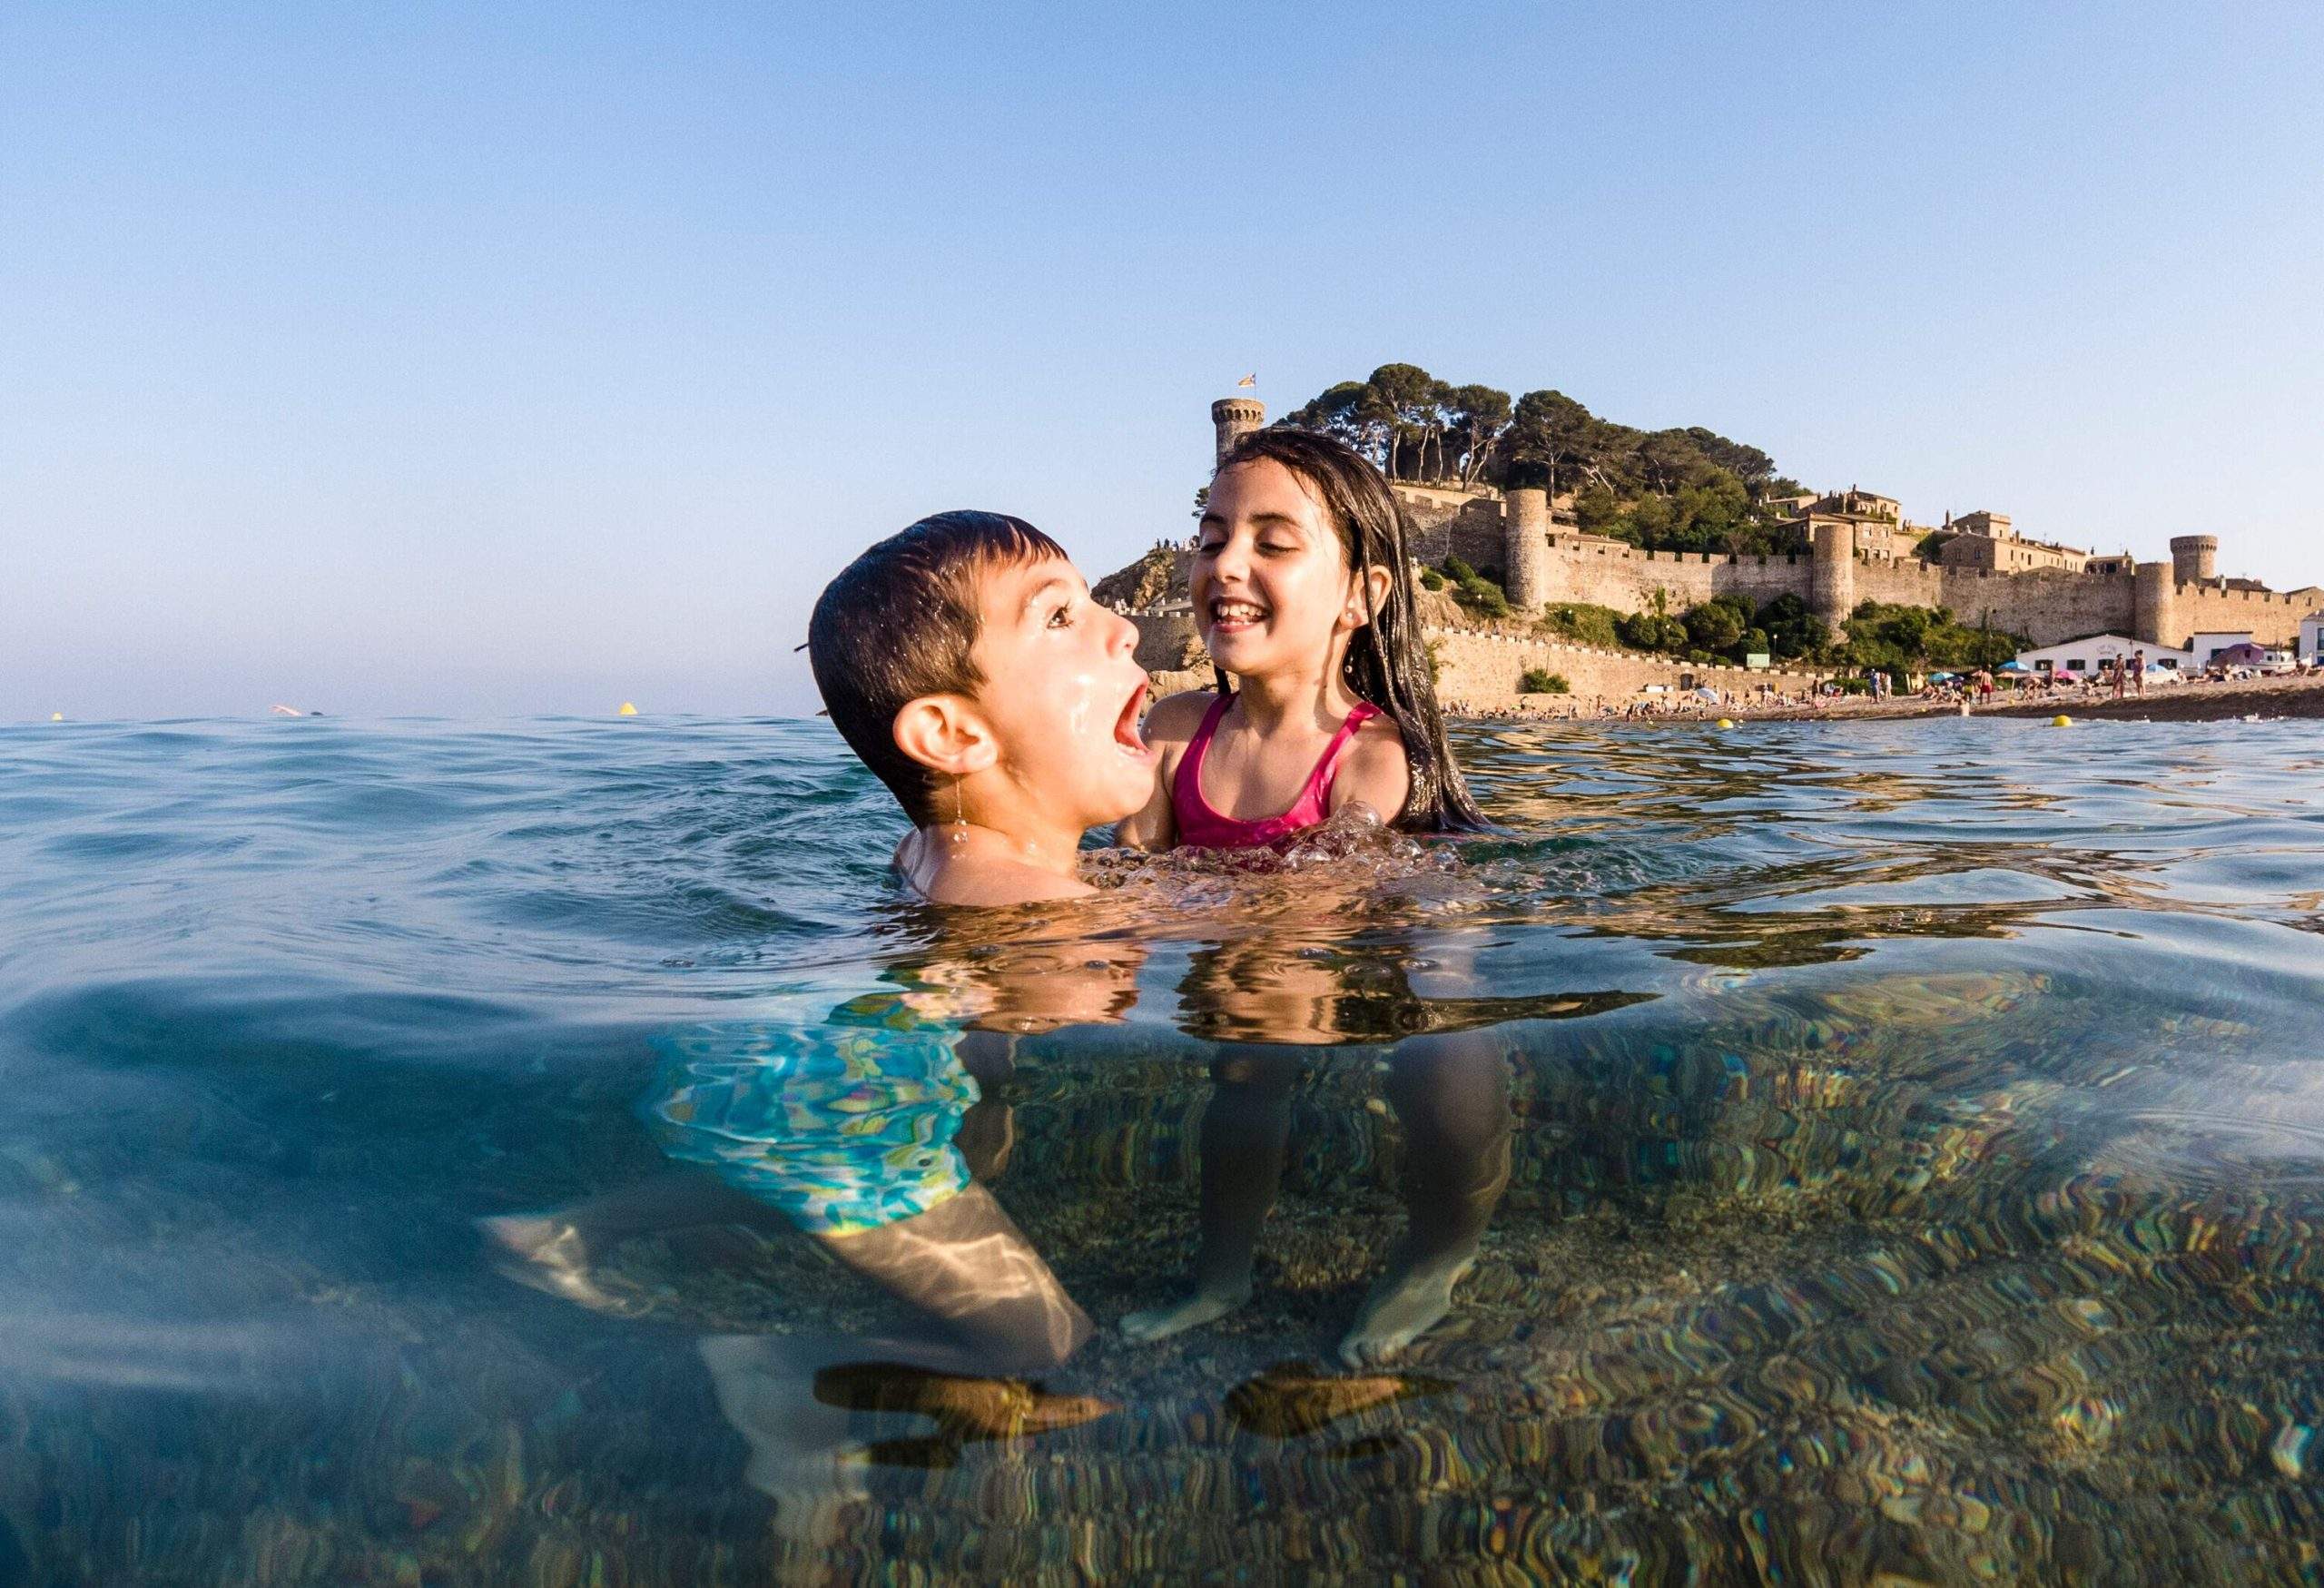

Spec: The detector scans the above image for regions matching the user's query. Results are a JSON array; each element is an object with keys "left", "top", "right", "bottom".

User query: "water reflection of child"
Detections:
[
  {"left": 1115, "top": 429, "right": 1509, "bottom": 1366},
  {"left": 1126, "top": 932, "right": 1514, "bottom": 1366}
]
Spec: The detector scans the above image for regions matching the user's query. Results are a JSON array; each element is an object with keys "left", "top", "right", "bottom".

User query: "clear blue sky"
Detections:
[{"left": 7, "top": 1, "right": 2319, "bottom": 719}]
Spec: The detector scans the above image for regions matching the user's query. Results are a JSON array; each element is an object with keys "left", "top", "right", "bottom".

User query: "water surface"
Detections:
[{"left": 4, "top": 715, "right": 2322, "bottom": 1583}]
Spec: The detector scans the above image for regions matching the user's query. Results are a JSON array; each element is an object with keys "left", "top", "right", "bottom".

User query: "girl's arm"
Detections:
[
  {"left": 1328, "top": 717, "right": 1413, "bottom": 825},
  {"left": 1113, "top": 690, "right": 1213, "bottom": 850}
]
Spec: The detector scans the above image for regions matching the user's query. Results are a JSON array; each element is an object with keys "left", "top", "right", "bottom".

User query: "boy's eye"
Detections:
[
  {"left": 1196, "top": 538, "right": 1225, "bottom": 555},
  {"left": 1047, "top": 604, "right": 1074, "bottom": 629}
]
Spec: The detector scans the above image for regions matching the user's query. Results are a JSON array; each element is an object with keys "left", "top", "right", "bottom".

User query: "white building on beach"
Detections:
[
  {"left": 2013, "top": 633, "right": 2192, "bottom": 678},
  {"left": 2302, "top": 611, "right": 2322, "bottom": 665}
]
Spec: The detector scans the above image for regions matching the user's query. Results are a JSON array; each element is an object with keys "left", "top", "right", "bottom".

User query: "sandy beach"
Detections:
[{"left": 1467, "top": 671, "right": 2324, "bottom": 725}]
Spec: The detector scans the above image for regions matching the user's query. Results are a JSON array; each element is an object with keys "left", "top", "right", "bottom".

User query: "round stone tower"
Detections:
[
  {"left": 2170, "top": 534, "right": 2218, "bottom": 586},
  {"left": 1504, "top": 488, "right": 1552, "bottom": 613},
  {"left": 1211, "top": 397, "right": 1265, "bottom": 466},
  {"left": 2133, "top": 560, "right": 2181, "bottom": 648},
  {"left": 1807, "top": 519, "right": 1857, "bottom": 636}
]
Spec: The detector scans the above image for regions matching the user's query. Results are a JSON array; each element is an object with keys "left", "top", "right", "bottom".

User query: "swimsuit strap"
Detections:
[
  {"left": 1173, "top": 695, "right": 1384, "bottom": 847},
  {"left": 1172, "top": 692, "right": 1237, "bottom": 815},
  {"left": 1302, "top": 701, "right": 1383, "bottom": 808}
]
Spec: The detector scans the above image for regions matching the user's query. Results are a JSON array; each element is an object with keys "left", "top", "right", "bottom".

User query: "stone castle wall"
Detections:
[
  {"left": 2167, "top": 580, "right": 2319, "bottom": 649},
  {"left": 1126, "top": 610, "right": 1824, "bottom": 708},
  {"left": 1923, "top": 567, "right": 2133, "bottom": 647},
  {"left": 1526, "top": 540, "right": 2240, "bottom": 649},
  {"left": 1397, "top": 487, "right": 1509, "bottom": 573},
  {"left": 1425, "top": 628, "right": 1824, "bottom": 705},
  {"left": 1423, "top": 481, "right": 2310, "bottom": 652}
]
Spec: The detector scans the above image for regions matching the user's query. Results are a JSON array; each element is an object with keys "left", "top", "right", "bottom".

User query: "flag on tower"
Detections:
[{"left": 1236, "top": 372, "right": 1256, "bottom": 388}]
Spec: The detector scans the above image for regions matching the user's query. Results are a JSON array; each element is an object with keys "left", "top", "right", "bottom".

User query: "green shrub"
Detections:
[
  {"left": 1443, "top": 555, "right": 1477, "bottom": 583},
  {"left": 1453, "top": 575, "right": 1510, "bottom": 619},
  {"left": 1520, "top": 668, "right": 1570, "bottom": 695},
  {"left": 1419, "top": 567, "right": 1445, "bottom": 591},
  {"left": 1617, "top": 611, "right": 1690, "bottom": 653},
  {"left": 1538, "top": 603, "right": 1625, "bottom": 648}
]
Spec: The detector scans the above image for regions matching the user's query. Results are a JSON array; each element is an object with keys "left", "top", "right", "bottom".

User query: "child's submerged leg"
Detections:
[
  {"left": 482, "top": 1171, "right": 792, "bottom": 1314},
  {"left": 824, "top": 1182, "right": 1094, "bottom": 1373},
  {"left": 1340, "top": 1028, "right": 1512, "bottom": 1367},
  {"left": 1120, "top": 1047, "right": 1303, "bottom": 1342}
]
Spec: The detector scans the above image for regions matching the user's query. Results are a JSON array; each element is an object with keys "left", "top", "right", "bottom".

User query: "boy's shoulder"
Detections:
[
  {"left": 1143, "top": 687, "right": 1221, "bottom": 745},
  {"left": 894, "top": 832, "right": 1097, "bottom": 908}
]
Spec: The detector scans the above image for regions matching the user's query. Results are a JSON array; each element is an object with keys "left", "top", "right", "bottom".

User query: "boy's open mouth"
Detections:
[
  {"left": 1112, "top": 678, "right": 1152, "bottom": 759},
  {"left": 1207, "top": 597, "right": 1268, "bottom": 635}
]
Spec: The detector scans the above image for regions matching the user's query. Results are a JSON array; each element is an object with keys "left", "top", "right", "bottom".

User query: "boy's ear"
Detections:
[
  {"left": 1343, "top": 564, "right": 1394, "bottom": 628},
  {"left": 892, "top": 693, "right": 1000, "bottom": 779}
]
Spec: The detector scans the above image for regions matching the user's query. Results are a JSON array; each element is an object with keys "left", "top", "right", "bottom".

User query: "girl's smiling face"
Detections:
[{"left": 1192, "top": 459, "right": 1371, "bottom": 682}]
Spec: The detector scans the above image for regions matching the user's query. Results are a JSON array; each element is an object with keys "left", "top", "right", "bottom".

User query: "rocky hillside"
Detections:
[{"left": 1092, "top": 547, "right": 1188, "bottom": 610}]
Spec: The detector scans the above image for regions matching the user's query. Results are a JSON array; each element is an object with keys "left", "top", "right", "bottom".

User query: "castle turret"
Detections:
[
  {"left": 2170, "top": 534, "right": 2218, "bottom": 586},
  {"left": 2133, "top": 560, "right": 2181, "bottom": 649},
  {"left": 1504, "top": 488, "right": 1552, "bottom": 613},
  {"left": 1211, "top": 397, "right": 1265, "bottom": 466},
  {"left": 1808, "top": 519, "right": 1857, "bottom": 636}
]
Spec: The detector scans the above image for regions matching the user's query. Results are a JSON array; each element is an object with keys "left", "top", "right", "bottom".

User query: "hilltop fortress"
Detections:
[{"left": 1194, "top": 398, "right": 2316, "bottom": 656}]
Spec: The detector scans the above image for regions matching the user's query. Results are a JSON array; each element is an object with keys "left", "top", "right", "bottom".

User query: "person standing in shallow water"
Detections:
[{"left": 1117, "top": 426, "right": 1511, "bottom": 1368}]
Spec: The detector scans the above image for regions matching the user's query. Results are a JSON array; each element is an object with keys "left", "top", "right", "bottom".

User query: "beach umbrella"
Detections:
[
  {"left": 1927, "top": 671, "right": 1957, "bottom": 681},
  {"left": 1997, "top": 660, "right": 2030, "bottom": 673},
  {"left": 1694, "top": 686, "right": 1720, "bottom": 700}
]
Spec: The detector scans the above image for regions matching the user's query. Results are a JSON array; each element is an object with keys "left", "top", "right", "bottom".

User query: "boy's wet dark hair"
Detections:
[
  {"left": 809, "top": 510, "right": 1068, "bottom": 824},
  {"left": 1216, "top": 428, "right": 1487, "bottom": 832}
]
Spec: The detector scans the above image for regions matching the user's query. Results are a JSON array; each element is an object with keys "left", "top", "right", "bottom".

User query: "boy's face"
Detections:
[{"left": 961, "top": 555, "right": 1155, "bottom": 830}]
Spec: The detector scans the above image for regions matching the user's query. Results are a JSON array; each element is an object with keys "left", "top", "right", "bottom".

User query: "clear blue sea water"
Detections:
[{"left": 4, "top": 715, "right": 2323, "bottom": 1583}]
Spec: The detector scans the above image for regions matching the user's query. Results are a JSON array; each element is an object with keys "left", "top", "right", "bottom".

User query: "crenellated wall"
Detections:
[
  {"left": 1424, "top": 628, "right": 1823, "bottom": 705},
  {"left": 1526, "top": 539, "right": 2175, "bottom": 648},
  {"left": 1127, "top": 610, "right": 1825, "bottom": 706},
  {"left": 2164, "top": 579, "right": 2320, "bottom": 650},
  {"left": 1928, "top": 567, "right": 2136, "bottom": 647},
  {"left": 1396, "top": 485, "right": 1509, "bottom": 572}
]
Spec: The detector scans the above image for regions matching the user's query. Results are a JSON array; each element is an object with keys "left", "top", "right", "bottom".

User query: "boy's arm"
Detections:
[
  {"left": 1113, "top": 690, "right": 1211, "bottom": 851},
  {"left": 1329, "top": 717, "right": 1413, "bottom": 825}
]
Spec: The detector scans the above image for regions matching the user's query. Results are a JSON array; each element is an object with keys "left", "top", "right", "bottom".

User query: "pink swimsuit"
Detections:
[{"left": 1169, "top": 694, "right": 1383, "bottom": 850}]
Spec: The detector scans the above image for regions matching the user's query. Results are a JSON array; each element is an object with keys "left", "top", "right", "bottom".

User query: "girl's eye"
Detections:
[
  {"left": 1196, "top": 538, "right": 1225, "bottom": 555},
  {"left": 1048, "top": 604, "right": 1074, "bottom": 629}
]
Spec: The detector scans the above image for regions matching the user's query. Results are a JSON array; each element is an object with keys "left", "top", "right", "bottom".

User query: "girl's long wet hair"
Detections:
[{"left": 1213, "top": 427, "right": 1488, "bottom": 833}]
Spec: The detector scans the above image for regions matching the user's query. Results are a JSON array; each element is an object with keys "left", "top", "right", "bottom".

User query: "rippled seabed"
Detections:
[{"left": 5, "top": 717, "right": 2324, "bottom": 1585}]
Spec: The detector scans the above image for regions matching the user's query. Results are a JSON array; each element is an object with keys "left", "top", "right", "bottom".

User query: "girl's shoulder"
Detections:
[
  {"left": 1343, "top": 706, "right": 1413, "bottom": 765},
  {"left": 1143, "top": 688, "right": 1223, "bottom": 747}
]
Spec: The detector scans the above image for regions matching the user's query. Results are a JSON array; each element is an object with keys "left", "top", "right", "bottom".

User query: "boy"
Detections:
[
  {"left": 486, "top": 513, "right": 1156, "bottom": 1523},
  {"left": 809, "top": 509, "right": 1157, "bottom": 906}
]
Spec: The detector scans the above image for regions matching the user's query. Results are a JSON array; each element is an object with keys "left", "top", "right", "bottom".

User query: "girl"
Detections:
[
  {"left": 1118, "top": 426, "right": 1486, "bottom": 851},
  {"left": 1118, "top": 427, "right": 1506, "bottom": 1367}
]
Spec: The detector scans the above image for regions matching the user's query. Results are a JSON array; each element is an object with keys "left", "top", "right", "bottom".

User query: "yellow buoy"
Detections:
[
  {"left": 617, "top": 702, "right": 638, "bottom": 716},
  {"left": 50, "top": 712, "right": 64, "bottom": 722},
  {"left": 2051, "top": 715, "right": 2073, "bottom": 727},
  {"left": 1716, "top": 718, "right": 1735, "bottom": 729}
]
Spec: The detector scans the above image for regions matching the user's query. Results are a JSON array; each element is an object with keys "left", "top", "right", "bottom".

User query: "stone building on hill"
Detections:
[{"left": 1127, "top": 394, "right": 2319, "bottom": 703}]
